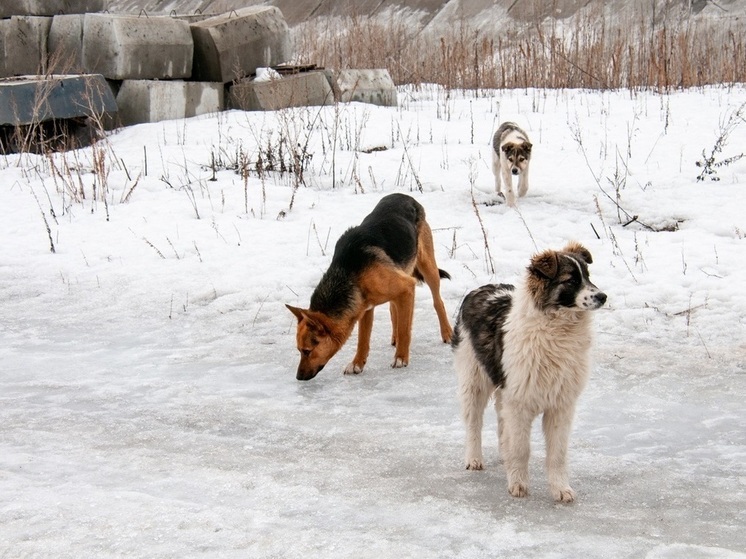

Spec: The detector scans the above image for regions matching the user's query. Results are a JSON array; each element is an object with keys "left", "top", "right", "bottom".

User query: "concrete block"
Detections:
[
  {"left": 331, "top": 69, "right": 398, "bottom": 107},
  {"left": 0, "top": 1, "right": 27, "bottom": 19},
  {"left": 0, "top": 21, "right": 8, "bottom": 79},
  {"left": 228, "top": 70, "right": 333, "bottom": 111},
  {"left": 116, "top": 80, "right": 224, "bottom": 125},
  {"left": 1, "top": 0, "right": 104, "bottom": 17},
  {"left": 0, "top": 74, "right": 117, "bottom": 126},
  {"left": 48, "top": 15, "right": 86, "bottom": 74},
  {"left": 190, "top": 6, "right": 292, "bottom": 83},
  {"left": 83, "top": 14, "right": 193, "bottom": 80},
  {"left": 4, "top": 16, "right": 52, "bottom": 77}
]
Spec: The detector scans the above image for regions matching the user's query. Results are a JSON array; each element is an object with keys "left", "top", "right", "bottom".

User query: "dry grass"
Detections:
[{"left": 292, "top": 7, "right": 746, "bottom": 91}]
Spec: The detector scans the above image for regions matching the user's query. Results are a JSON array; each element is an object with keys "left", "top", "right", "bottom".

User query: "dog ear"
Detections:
[
  {"left": 524, "top": 142, "right": 533, "bottom": 153},
  {"left": 563, "top": 241, "right": 593, "bottom": 264},
  {"left": 286, "top": 304, "right": 307, "bottom": 323},
  {"left": 530, "top": 250, "right": 559, "bottom": 279},
  {"left": 501, "top": 143, "right": 513, "bottom": 154},
  {"left": 287, "top": 305, "right": 331, "bottom": 337}
]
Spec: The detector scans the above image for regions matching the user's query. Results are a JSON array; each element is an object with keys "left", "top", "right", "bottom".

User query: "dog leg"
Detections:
[
  {"left": 455, "top": 345, "right": 490, "bottom": 470},
  {"left": 389, "top": 302, "right": 398, "bottom": 346},
  {"left": 493, "top": 159, "right": 503, "bottom": 199},
  {"left": 357, "top": 264, "right": 416, "bottom": 368},
  {"left": 493, "top": 389, "right": 505, "bottom": 463},
  {"left": 518, "top": 166, "right": 529, "bottom": 198},
  {"left": 502, "top": 167, "right": 517, "bottom": 207},
  {"left": 391, "top": 288, "right": 414, "bottom": 368},
  {"left": 416, "top": 221, "right": 453, "bottom": 343},
  {"left": 345, "top": 308, "right": 374, "bottom": 374},
  {"left": 502, "top": 402, "right": 533, "bottom": 497},
  {"left": 543, "top": 406, "right": 576, "bottom": 503}
]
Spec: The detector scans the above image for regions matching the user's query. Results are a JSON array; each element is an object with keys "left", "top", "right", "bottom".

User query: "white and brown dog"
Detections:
[
  {"left": 491, "top": 122, "right": 532, "bottom": 207},
  {"left": 452, "top": 242, "right": 606, "bottom": 502}
]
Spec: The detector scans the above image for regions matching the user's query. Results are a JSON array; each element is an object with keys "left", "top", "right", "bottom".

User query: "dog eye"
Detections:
[{"left": 301, "top": 349, "right": 312, "bottom": 357}]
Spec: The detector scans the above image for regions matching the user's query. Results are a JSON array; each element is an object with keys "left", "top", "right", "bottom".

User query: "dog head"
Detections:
[
  {"left": 526, "top": 242, "right": 607, "bottom": 312},
  {"left": 501, "top": 141, "right": 532, "bottom": 176},
  {"left": 286, "top": 305, "right": 344, "bottom": 381}
]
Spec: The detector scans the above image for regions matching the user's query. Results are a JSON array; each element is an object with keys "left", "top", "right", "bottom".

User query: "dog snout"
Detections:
[
  {"left": 296, "top": 364, "right": 324, "bottom": 381},
  {"left": 511, "top": 168, "right": 519, "bottom": 175},
  {"left": 296, "top": 370, "right": 316, "bottom": 381}
]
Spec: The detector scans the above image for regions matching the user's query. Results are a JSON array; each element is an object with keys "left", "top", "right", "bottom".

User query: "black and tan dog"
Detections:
[{"left": 287, "top": 193, "right": 453, "bottom": 381}]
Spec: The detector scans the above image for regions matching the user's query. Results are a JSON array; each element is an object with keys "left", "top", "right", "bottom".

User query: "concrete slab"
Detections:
[
  {"left": 0, "top": 21, "right": 7, "bottom": 79},
  {"left": 115, "top": 80, "right": 224, "bottom": 125},
  {"left": 0, "top": 0, "right": 105, "bottom": 17},
  {"left": 0, "top": 1, "right": 26, "bottom": 19},
  {"left": 190, "top": 6, "right": 292, "bottom": 83},
  {"left": 331, "top": 69, "right": 398, "bottom": 107},
  {"left": 48, "top": 15, "right": 86, "bottom": 74},
  {"left": 228, "top": 70, "right": 333, "bottom": 111},
  {"left": 83, "top": 14, "right": 193, "bottom": 80},
  {"left": 3, "top": 16, "right": 52, "bottom": 77},
  {"left": 0, "top": 74, "right": 117, "bottom": 126}
]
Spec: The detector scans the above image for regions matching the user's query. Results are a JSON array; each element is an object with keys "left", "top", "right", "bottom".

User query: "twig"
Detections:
[
  {"left": 143, "top": 237, "right": 166, "bottom": 259},
  {"left": 252, "top": 294, "right": 270, "bottom": 327},
  {"left": 396, "top": 121, "right": 423, "bottom": 193},
  {"left": 469, "top": 185, "right": 495, "bottom": 275},
  {"left": 29, "top": 184, "right": 56, "bottom": 253}
]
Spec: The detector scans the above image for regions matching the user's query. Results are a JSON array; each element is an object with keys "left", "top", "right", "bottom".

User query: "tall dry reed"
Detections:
[{"left": 292, "top": 6, "right": 746, "bottom": 91}]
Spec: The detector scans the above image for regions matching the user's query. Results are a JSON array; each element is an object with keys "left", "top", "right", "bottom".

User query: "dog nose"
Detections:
[
  {"left": 594, "top": 292, "right": 607, "bottom": 306},
  {"left": 296, "top": 364, "right": 323, "bottom": 381},
  {"left": 511, "top": 168, "right": 519, "bottom": 175}
]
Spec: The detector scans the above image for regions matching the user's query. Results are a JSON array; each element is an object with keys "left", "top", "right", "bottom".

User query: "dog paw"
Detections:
[
  {"left": 508, "top": 482, "right": 529, "bottom": 498},
  {"left": 391, "top": 357, "right": 408, "bottom": 368},
  {"left": 343, "top": 362, "right": 364, "bottom": 375},
  {"left": 441, "top": 327, "right": 453, "bottom": 344},
  {"left": 551, "top": 487, "right": 576, "bottom": 503},
  {"left": 465, "top": 458, "right": 484, "bottom": 470}
]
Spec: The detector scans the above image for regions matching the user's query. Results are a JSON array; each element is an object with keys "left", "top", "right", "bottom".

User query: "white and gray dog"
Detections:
[
  {"left": 491, "top": 122, "right": 532, "bottom": 207},
  {"left": 452, "top": 242, "right": 606, "bottom": 502}
]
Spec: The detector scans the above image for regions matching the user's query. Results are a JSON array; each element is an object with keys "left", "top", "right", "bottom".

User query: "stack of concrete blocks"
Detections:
[
  {"left": 85, "top": 6, "right": 296, "bottom": 125},
  {"left": 1, "top": 2, "right": 400, "bottom": 134},
  {"left": 191, "top": 7, "right": 336, "bottom": 112},
  {"left": 80, "top": 13, "right": 224, "bottom": 125},
  {"left": 0, "top": 0, "right": 117, "bottom": 141}
]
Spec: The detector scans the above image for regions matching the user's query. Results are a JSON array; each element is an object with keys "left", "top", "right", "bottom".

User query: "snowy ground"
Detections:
[{"left": 1, "top": 85, "right": 745, "bottom": 558}]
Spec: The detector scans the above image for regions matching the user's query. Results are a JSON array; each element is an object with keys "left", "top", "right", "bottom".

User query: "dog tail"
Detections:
[{"left": 413, "top": 268, "right": 451, "bottom": 282}]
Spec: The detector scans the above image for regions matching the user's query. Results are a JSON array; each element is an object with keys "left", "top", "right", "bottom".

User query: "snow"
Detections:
[
  {"left": 1, "top": 85, "right": 745, "bottom": 558},
  {"left": 254, "top": 67, "right": 282, "bottom": 82}
]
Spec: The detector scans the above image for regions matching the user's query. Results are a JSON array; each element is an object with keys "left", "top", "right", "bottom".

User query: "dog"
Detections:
[
  {"left": 452, "top": 242, "right": 606, "bottom": 502},
  {"left": 287, "top": 193, "right": 453, "bottom": 381},
  {"left": 491, "top": 122, "right": 532, "bottom": 207}
]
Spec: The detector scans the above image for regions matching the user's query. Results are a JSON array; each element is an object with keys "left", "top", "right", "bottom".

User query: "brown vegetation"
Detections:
[{"left": 293, "top": 8, "right": 746, "bottom": 91}]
